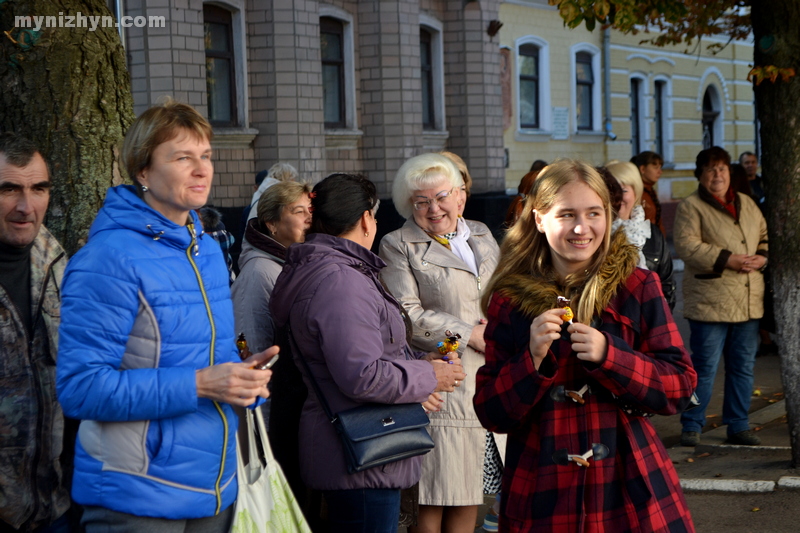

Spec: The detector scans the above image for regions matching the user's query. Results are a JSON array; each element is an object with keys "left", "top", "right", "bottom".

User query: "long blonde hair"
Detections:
[{"left": 483, "top": 159, "right": 613, "bottom": 323}]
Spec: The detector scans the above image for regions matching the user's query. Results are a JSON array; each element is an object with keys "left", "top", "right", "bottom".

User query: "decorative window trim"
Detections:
[
  {"left": 569, "top": 43, "right": 601, "bottom": 133},
  {"left": 204, "top": 0, "right": 249, "bottom": 129},
  {"left": 420, "top": 13, "right": 446, "bottom": 132},
  {"left": 211, "top": 127, "right": 259, "bottom": 149},
  {"left": 320, "top": 5, "right": 357, "bottom": 132},
  {"left": 515, "top": 35, "right": 551, "bottom": 136},
  {"left": 423, "top": 130, "right": 450, "bottom": 152},
  {"left": 325, "top": 129, "right": 364, "bottom": 151}
]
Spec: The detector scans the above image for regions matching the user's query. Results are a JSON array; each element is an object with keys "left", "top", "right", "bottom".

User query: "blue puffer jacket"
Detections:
[{"left": 56, "top": 185, "right": 239, "bottom": 519}]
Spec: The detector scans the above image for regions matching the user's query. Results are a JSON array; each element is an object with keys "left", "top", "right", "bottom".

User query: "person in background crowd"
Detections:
[
  {"left": 630, "top": 151, "right": 666, "bottom": 235},
  {"left": 675, "top": 146, "right": 768, "bottom": 448},
  {"left": 0, "top": 133, "right": 74, "bottom": 532},
  {"left": 197, "top": 205, "right": 236, "bottom": 284},
  {"left": 529, "top": 159, "right": 547, "bottom": 173},
  {"left": 270, "top": 173, "right": 466, "bottom": 533},
  {"left": 474, "top": 159, "right": 696, "bottom": 533},
  {"left": 604, "top": 161, "right": 676, "bottom": 310},
  {"left": 380, "top": 153, "right": 504, "bottom": 533},
  {"left": 729, "top": 163, "right": 753, "bottom": 198},
  {"left": 231, "top": 181, "right": 313, "bottom": 511},
  {"left": 736, "top": 153, "right": 777, "bottom": 356},
  {"left": 738, "top": 152, "right": 765, "bottom": 207},
  {"left": 56, "top": 99, "right": 276, "bottom": 532},
  {"left": 440, "top": 151, "right": 471, "bottom": 216},
  {"left": 505, "top": 169, "right": 541, "bottom": 228},
  {"left": 247, "top": 162, "right": 299, "bottom": 221}
]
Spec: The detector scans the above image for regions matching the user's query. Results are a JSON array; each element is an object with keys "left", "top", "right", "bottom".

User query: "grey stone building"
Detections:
[{"left": 122, "top": 0, "right": 505, "bottom": 208}]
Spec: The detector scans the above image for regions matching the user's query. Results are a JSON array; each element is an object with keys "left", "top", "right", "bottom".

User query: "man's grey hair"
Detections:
[{"left": 0, "top": 132, "right": 40, "bottom": 168}]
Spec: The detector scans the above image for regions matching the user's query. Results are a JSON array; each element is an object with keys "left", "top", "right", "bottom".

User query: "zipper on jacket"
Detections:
[
  {"left": 185, "top": 224, "right": 227, "bottom": 515},
  {"left": 19, "top": 255, "right": 60, "bottom": 530},
  {"left": 476, "top": 275, "right": 482, "bottom": 291}
]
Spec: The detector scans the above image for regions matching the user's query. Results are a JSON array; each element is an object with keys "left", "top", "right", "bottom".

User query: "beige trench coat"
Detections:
[
  {"left": 380, "top": 218, "right": 506, "bottom": 506},
  {"left": 674, "top": 188, "right": 768, "bottom": 323}
]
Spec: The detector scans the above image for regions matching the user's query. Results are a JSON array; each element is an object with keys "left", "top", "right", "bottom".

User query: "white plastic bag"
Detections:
[{"left": 230, "top": 408, "right": 311, "bottom": 533}]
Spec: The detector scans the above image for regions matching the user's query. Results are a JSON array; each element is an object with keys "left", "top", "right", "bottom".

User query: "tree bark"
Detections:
[
  {"left": 751, "top": 1, "right": 800, "bottom": 466},
  {"left": 0, "top": 0, "right": 134, "bottom": 255}
]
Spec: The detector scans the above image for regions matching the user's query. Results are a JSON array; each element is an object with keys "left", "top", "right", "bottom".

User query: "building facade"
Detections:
[
  {"left": 499, "top": 0, "right": 757, "bottom": 229},
  {"left": 122, "top": 0, "right": 506, "bottom": 208}
]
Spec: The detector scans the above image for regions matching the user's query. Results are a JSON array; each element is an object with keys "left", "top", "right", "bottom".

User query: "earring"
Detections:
[
  {"left": 141, "top": 185, "right": 149, "bottom": 192},
  {"left": 365, "top": 231, "right": 370, "bottom": 237}
]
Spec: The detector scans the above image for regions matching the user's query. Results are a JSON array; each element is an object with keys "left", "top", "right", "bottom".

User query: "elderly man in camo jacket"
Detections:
[{"left": 0, "top": 133, "right": 72, "bottom": 532}]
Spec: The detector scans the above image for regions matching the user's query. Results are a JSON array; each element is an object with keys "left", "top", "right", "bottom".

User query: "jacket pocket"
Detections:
[
  {"left": 79, "top": 419, "right": 153, "bottom": 474},
  {"left": 0, "top": 446, "right": 32, "bottom": 528}
]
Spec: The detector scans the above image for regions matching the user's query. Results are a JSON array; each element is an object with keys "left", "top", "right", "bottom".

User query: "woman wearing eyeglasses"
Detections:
[{"left": 380, "top": 153, "right": 503, "bottom": 533}]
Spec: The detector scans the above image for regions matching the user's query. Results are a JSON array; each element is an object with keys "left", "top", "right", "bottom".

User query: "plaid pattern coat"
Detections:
[{"left": 474, "top": 251, "right": 696, "bottom": 532}]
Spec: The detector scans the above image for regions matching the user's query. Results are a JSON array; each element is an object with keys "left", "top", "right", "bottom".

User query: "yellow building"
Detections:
[{"left": 499, "top": 0, "right": 757, "bottom": 231}]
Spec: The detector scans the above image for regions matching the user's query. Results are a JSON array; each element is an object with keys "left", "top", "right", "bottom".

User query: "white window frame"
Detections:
[
  {"left": 653, "top": 76, "right": 673, "bottom": 163},
  {"left": 570, "top": 43, "right": 601, "bottom": 133},
  {"left": 319, "top": 4, "right": 357, "bottom": 132},
  {"left": 515, "top": 35, "right": 551, "bottom": 135},
  {"left": 629, "top": 73, "right": 647, "bottom": 156},
  {"left": 420, "top": 14, "right": 446, "bottom": 132},
  {"left": 204, "top": 0, "right": 250, "bottom": 129}
]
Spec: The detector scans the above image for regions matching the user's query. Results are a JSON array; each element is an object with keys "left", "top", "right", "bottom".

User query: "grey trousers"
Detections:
[{"left": 81, "top": 504, "right": 233, "bottom": 533}]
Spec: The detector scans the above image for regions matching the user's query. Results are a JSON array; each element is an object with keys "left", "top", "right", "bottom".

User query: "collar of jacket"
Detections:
[
  {"left": 300, "top": 232, "right": 386, "bottom": 273},
  {"left": 697, "top": 184, "right": 741, "bottom": 222},
  {"left": 243, "top": 218, "right": 286, "bottom": 262},
  {"left": 396, "top": 218, "right": 488, "bottom": 272},
  {"left": 491, "top": 229, "right": 638, "bottom": 321},
  {"left": 89, "top": 185, "right": 203, "bottom": 250}
]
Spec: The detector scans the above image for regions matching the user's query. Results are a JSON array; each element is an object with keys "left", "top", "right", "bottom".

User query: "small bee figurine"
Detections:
[
  {"left": 236, "top": 332, "right": 252, "bottom": 360},
  {"left": 556, "top": 296, "right": 574, "bottom": 324},
  {"left": 437, "top": 330, "right": 462, "bottom": 355}
]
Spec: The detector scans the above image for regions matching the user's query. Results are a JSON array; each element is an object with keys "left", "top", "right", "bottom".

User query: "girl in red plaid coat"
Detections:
[{"left": 474, "top": 160, "right": 697, "bottom": 533}]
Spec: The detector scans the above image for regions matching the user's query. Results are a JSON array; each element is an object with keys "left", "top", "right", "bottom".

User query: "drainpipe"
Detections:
[{"left": 603, "top": 28, "right": 617, "bottom": 144}]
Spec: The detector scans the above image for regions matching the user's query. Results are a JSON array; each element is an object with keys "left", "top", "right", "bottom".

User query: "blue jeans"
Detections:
[
  {"left": 323, "top": 488, "right": 401, "bottom": 533},
  {"left": 680, "top": 319, "right": 760, "bottom": 436}
]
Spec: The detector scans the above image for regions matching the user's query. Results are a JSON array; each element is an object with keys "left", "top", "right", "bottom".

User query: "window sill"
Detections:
[
  {"left": 572, "top": 131, "right": 606, "bottom": 143},
  {"left": 515, "top": 130, "right": 554, "bottom": 142},
  {"left": 325, "top": 129, "right": 364, "bottom": 151},
  {"left": 423, "top": 130, "right": 449, "bottom": 152},
  {"left": 211, "top": 128, "right": 259, "bottom": 150}
]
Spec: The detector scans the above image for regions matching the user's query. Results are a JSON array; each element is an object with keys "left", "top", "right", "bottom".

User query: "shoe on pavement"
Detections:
[
  {"left": 681, "top": 431, "right": 700, "bottom": 447},
  {"left": 726, "top": 430, "right": 761, "bottom": 446}
]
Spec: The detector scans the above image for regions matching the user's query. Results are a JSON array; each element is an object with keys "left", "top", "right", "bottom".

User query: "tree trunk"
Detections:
[
  {"left": 0, "top": 0, "right": 134, "bottom": 255},
  {"left": 751, "top": 1, "right": 800, "bottom": 466}
]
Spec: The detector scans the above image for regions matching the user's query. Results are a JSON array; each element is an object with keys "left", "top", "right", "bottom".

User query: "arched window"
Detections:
[{"left": 702, "top": 86, "right": 721, "bottom": 149}]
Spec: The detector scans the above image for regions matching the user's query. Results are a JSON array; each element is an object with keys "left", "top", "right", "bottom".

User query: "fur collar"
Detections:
[{"left": 493, "top": 229, "right": 639, "bottom": 320}]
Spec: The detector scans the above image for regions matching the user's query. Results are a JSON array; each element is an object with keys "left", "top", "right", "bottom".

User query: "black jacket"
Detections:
[{"left": 641, "top": 222, "right": 676, "bottom": 310}]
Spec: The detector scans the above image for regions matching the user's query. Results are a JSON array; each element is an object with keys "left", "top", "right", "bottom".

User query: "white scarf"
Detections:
[
  {"left": 612, "top": 205, "right": 650, "bottom": 269},
  {"left": 448, "top": 217, "right": 479, "bottom": 276}
]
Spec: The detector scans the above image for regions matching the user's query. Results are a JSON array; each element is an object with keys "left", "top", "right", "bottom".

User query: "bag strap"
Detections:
[{"left": 286, "top": 325, "right": 338, "bottom": 425}]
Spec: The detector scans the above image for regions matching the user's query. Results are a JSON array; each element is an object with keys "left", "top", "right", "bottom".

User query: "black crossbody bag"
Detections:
[{"left": 288, "top": 327, "right": 435, "bottom": 474}]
